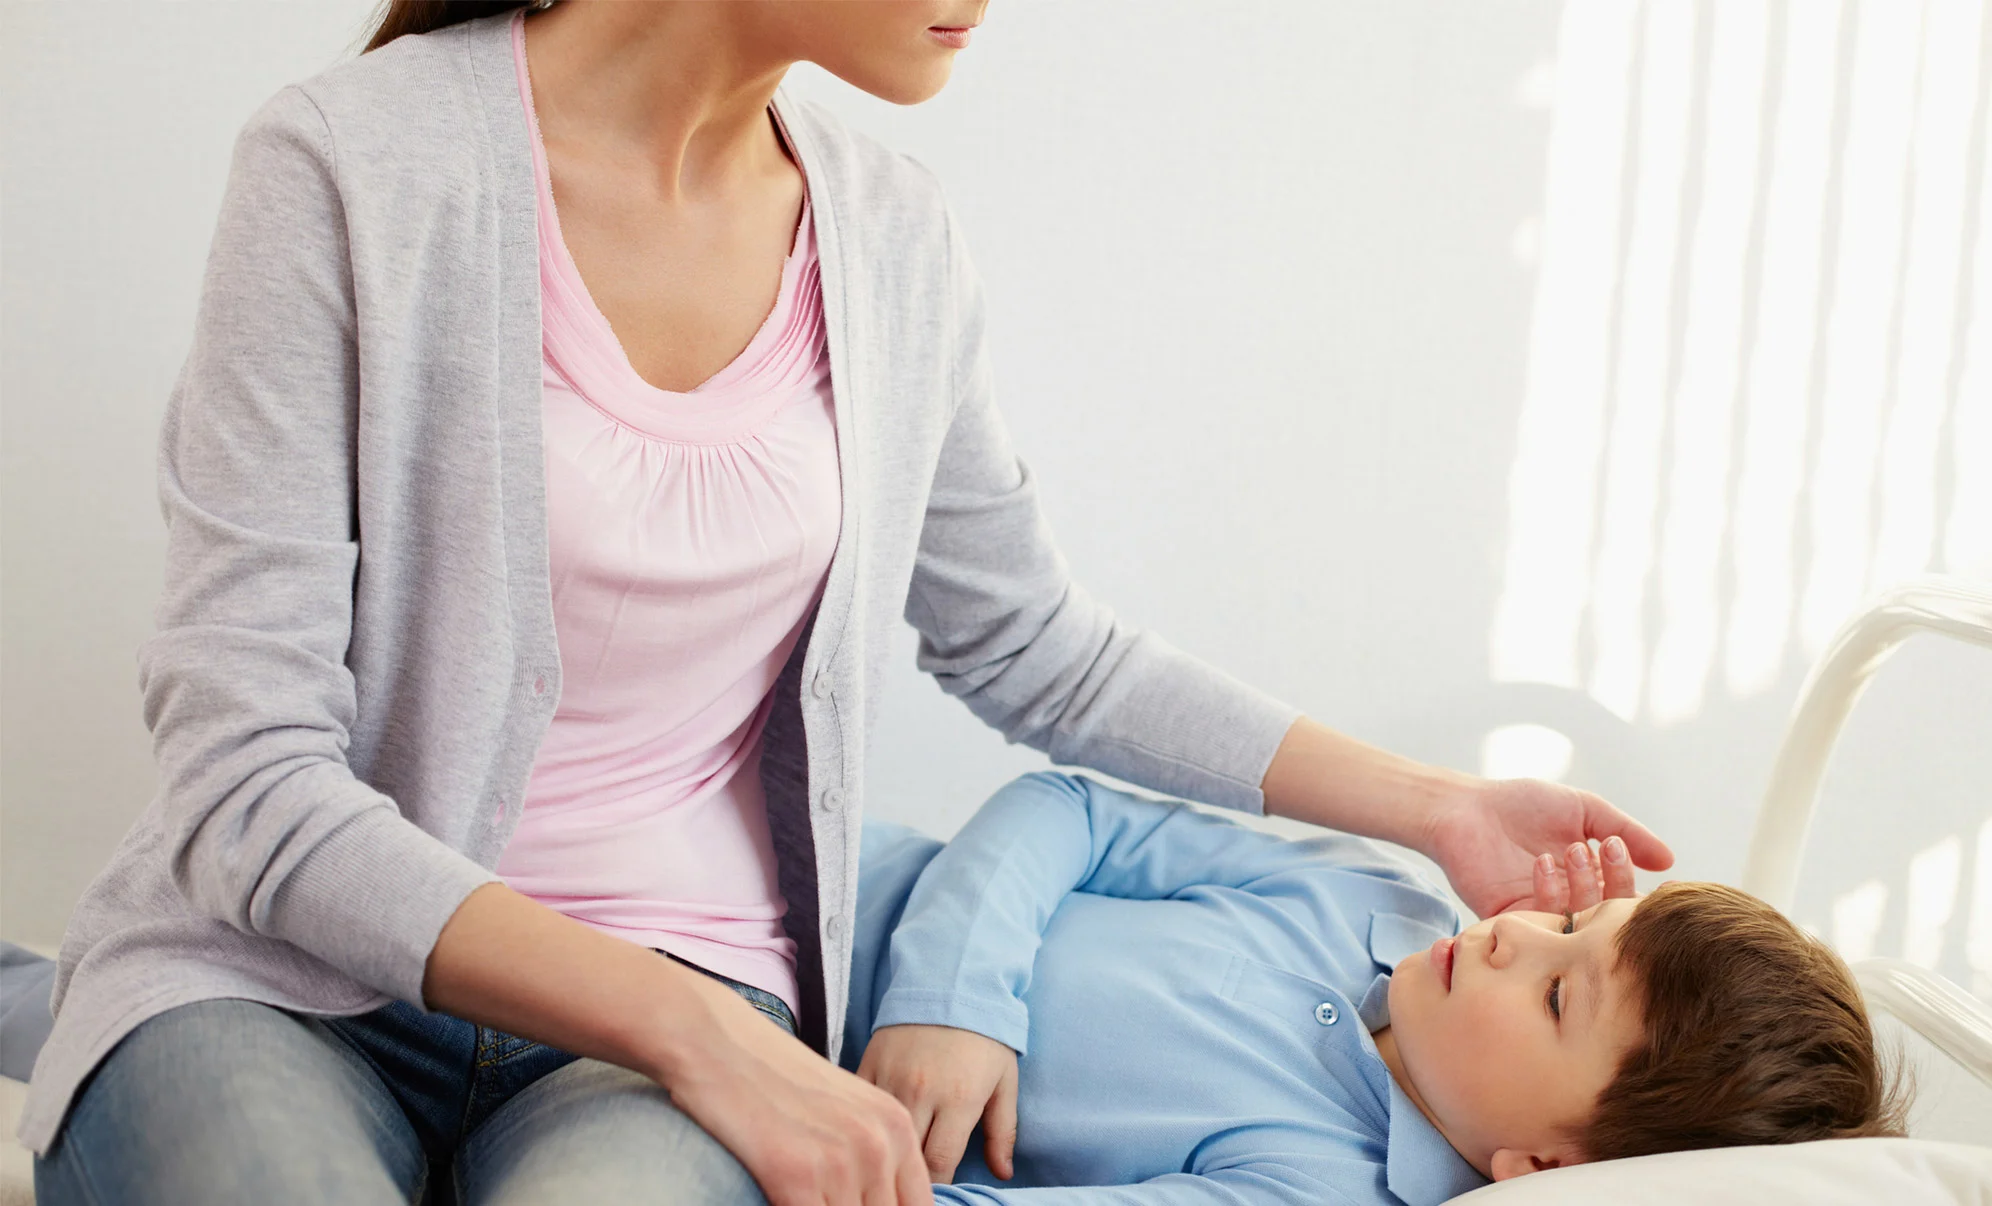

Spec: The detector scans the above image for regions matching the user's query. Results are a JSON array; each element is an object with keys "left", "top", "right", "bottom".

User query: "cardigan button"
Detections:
[
  {"left": 816, "top": 788, "right": 843, "bottom": 814},
  {"left": 532, "top": 674, "right": 548, "bottom": 697},
  {"left": 811, "top": 671, "right": 832, "bottom": 700},
  {"left": 826, "top": 914, "right": 845, "bottom": 941}
]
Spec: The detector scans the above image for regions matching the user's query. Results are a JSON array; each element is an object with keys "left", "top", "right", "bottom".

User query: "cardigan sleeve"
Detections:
[
  {"left": 902, "top": 192, "right": 1302, "bottom": 815},
  {"left": 137, "top": 84, "right": 499, "bottom": 1009}
]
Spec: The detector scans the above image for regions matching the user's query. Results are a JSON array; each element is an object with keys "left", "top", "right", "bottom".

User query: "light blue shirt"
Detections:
[{"left": 843, "top": 772, "right": 1492, "bottom": 1206}]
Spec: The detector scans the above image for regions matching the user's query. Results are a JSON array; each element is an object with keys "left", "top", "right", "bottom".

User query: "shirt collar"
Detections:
[
  {"left": 1359, "top": 908, "right": 1452, "bottom": 1031},
  {"left": 1382, "top": 1070, "right": 1491, "bottom": 1206},
  {"left": 1360, "top": 907, "right": 1491, "bottom": 1206}
]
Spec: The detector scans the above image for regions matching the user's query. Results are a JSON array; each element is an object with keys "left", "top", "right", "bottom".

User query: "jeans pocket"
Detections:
[
  {"left": 477, "top": 1035, "right": 542, "bottom": 1067},
  {"left": 749, "top": 999, "right": 796, "bottom": 1035}
]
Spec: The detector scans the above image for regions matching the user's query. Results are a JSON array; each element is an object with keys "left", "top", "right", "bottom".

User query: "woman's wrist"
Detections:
[
  {"left": 629, "top": 956, "right": 750, "bottom": 1085},
  {"left": 1259, "top": 715, "right": 1483, "bottom": 854},
  {"left": 423, "top": 881, "right": 741, "bottom": 1088}
]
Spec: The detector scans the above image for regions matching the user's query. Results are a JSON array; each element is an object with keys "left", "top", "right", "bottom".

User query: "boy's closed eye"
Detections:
[{"left": 1547, "top": 910, "right": 1574, "bottom": 1022}]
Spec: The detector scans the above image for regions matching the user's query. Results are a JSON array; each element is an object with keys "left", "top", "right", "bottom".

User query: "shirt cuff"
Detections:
[{"left": 872, "top": 986, "right": 1030, "bottom": 1055}]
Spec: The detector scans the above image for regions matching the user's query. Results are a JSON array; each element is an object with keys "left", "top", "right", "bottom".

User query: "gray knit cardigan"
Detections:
[{"left": 18, "top": 10, "right": 1299, "bottom": 1155}]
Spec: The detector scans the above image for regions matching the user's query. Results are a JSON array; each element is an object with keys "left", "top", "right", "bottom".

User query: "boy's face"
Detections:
[{"left": 1386, "top": 895, "right": 1645, "bottom": 1180}]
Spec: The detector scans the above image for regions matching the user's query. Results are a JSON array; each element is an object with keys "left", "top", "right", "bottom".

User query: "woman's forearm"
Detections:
[
  {"left": 420, "top": 880, "right": 738, "bottom": 1084},
  {"left": 1258, "top": 716, "right": 1481, "bottom": 852},
  {"left": 424, "top": 883, "right": 937, "bottom": 1206}
]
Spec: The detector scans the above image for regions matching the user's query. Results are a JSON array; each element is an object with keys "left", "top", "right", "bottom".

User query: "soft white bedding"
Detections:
[{"left": 1450, "top": 1136, "right": 1992, "bottom": 1205}]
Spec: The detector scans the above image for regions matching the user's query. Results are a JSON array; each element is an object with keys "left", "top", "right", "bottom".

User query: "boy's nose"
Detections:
[{"left": 1485, "top": 915, "right": 1536, "bottom": 969}]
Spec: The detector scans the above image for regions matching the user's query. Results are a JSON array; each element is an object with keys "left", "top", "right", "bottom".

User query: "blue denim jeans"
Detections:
[{"left": 35, "top": 951, "right": 798, "bottom": 1205}]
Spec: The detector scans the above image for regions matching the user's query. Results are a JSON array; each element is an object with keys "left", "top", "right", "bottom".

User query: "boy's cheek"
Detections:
[
  {"left": 1392, "top": 949, "right": 1446, "bottom": 1012},
  {"left": 1424, "top": 997, "right": 1534, "bottom": 1090},
  {"left": 1422, "top": 1029, "right": 1529, "bottom": 1127},
  {"left": 1390, "top": 966, "right": 1529, "bottom": 1083}
]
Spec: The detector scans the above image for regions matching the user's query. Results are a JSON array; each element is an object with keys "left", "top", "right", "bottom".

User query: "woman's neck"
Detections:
[{"left": 521, "top": 0, "right": 795, "bottom": 203}]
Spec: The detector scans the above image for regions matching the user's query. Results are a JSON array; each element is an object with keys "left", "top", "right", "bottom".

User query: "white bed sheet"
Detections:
[{"left": 1450, "top": 1136, "right": 1992, "bottom": 1205}]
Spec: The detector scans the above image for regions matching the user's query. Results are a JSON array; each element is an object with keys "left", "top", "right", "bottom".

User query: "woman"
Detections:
[{"left": 24, "top": 3, "right": 1673, "bottom": 1204}]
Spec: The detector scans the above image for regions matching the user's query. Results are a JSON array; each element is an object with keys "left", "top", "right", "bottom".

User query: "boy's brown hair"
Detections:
[{"left": 1572, "top": 881, "right": 1911, "bottom": 1161}]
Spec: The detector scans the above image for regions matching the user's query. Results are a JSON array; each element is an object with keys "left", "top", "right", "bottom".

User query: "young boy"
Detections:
[{"left": 843, "top": 772, "right": 1907, "bottom": 1206}]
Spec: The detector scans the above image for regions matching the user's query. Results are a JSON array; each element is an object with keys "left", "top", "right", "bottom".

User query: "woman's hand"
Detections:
[
  {"left": 424, "top": 884, "right": 933, "bottom": 1206},
  {"left": 652, "top": 972, "right": 936, "bottom": 1206},
  {"left": 1421, "top": 777, "right": 1673, "bottom": 917},
  {"left": 856, "top": 1023, "right": 1019, "bottom": 1184},
  {"left": 1529, "top": 835, "right": 1640, "bottom": 914},
  {"left": 1259, "top": 719, "right": 1674, "bottom": 919}
]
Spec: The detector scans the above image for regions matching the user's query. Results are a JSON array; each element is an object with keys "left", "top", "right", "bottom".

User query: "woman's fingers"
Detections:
[
  {"left": 1600, "top": 834, "right": 1637, "bottom": 898},
  {"left": 864, "top": 1088, "right": 928, "bottom": 1206},
  {"left": 895, "top": 1136, "right": 934, "bottom": 1206},
  {"left": 856, "top": 1146, "right": 891, "bottom": 1206},
  {"left": 1533, "top": 852, "right": 1569, "bottom": 914},
  {"left": 666, "top": 980, "right": 932, "bottom": 1206},
  {"left": 887, "top": 1086, "right": 947, "bottom": 1185},
  {"left": 983, "top": 1060, "right": 1019, "bottom": 1181},
  {"left": 1565, "top": 842, "right": 1603, "bottom": 911},
  {"left": 1582, "top": 797, "right": 1676, "bottom": 871}
]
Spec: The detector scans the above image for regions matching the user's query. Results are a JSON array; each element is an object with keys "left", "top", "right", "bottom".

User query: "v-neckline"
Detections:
[{"left": 512, "top": 6, "right": 816, "bottom": 438}]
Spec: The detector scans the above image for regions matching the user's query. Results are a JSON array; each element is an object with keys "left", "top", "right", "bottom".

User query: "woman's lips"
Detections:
[
  {"left": 1431, "top": 936, "right": 1456, "bottom": 992},
  {"left": 928, "top": 26, "right": 974, "bottom": 49}
]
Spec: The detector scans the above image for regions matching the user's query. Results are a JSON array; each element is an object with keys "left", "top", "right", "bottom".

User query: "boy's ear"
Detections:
[{"left": 1489, "top": 1147, "right": 1586, "bottom": 1182}]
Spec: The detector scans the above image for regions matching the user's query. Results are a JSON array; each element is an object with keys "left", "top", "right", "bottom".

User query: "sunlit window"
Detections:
[
  {"left": 1493, "top": 0, "right": 1986, "bottom": 722},
  {"left": 1489, "top": 0, "right": 1990, "bottom": 997},
  {"left": 1832, "top": 879, "right": 1890, "bottom": 962}
]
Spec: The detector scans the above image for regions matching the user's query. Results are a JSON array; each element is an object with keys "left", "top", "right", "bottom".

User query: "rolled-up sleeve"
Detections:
[
  {"left": 139, "top": 84, "right": 497, "bottom": 1008},
  {"left": 903, "top": 190, "right": 1301, "bottom": 815}
]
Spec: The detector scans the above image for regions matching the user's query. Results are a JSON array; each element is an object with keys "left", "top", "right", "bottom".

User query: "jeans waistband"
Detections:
[{"left": 657, "top": 951, "right": 798, "bottom": 1037}]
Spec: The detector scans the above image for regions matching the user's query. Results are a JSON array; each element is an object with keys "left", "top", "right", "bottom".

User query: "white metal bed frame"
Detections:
[{"left": 1740, "top": 574, "right": 1992, "bottom": 1089}]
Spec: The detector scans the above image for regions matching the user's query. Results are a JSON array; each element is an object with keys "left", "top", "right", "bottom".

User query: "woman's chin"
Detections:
[{"left": 828, "top": 60, "right": 955, "bottom": 106}]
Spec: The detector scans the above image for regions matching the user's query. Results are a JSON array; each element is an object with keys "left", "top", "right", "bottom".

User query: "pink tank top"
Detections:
[{"left": 496, "top": 8, "right": 840, "bottom": 1016}]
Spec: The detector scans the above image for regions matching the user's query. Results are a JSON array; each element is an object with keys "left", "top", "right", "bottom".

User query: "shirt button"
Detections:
[
  {"left": 811, "top": 671, "right": 832, "bottom": 699},
  {"left": 1314, "top": 1001, "right": 1339, "bottom": 1026}
]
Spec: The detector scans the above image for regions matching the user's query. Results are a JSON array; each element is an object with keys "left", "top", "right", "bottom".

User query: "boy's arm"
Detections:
[
  {"left": 864, "top": 773, "right": 1449, "bottom": 1185},
  {"left": 874, "top": 771, "right": 1403, "bottom": 1052}
]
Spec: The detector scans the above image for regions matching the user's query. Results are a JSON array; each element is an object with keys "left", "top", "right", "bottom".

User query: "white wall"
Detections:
[
  {"left": 3, "top": 0, "right": 404, "bottom": 940},
  {"left": 5, "top": 0, "right": 1991, "bottom": 1064}
]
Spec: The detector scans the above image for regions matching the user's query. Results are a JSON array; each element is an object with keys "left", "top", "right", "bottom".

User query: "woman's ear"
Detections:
[{"left": 1489, "top": 1147, "right": 1584, "bottom": 1181}]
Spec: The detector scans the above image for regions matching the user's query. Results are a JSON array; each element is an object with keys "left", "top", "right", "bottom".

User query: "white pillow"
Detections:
[{"left": 1448, "top": 1138, "right": 1992, "bottom": 1205}]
